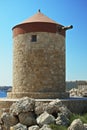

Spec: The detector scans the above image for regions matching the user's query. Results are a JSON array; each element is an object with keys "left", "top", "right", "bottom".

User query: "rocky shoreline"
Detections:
[{"left": 0, "top": 97, "right": 87, "bottom": 130}]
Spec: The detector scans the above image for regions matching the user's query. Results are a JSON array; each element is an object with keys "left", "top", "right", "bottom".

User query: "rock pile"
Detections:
[
  {"left": 69, "top": 88, "right": 87, "bottom": 97},
  {"left": 0, "top": 97, "right": 87, "bottom": 130}
]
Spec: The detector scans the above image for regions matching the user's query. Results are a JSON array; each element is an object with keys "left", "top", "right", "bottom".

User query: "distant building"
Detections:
[
  {"left": 66, "top": 81, "right": 78, "bottom": 91},
  {"left": 78, "top": 81, "right": 87, "bottom": 90}
]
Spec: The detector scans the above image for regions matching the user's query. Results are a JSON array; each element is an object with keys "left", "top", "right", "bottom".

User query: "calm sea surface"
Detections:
[{"left": 0, "top": 91, "right": 7, "bottom": 97}]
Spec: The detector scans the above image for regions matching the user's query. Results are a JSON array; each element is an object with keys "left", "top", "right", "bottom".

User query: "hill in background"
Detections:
[{"left": 0, "top": 86, "right": 12, "bottom": 92}]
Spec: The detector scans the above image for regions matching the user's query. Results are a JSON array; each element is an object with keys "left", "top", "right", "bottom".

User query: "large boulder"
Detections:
[
  {"left": 28, "top": 125, "right": 40, "bottom": 130},
  {"left": 10, "top": 123, "right": 27, "bottom": 130},
  {"left": 18, "top": 112, "right": 36, "bottom": 126},
  {"left": 0, "top": 125, "right": 2, "bottom": 130},
  {"left": 45, "top": 99, "right": 63, "bottom": 115},
  {"left": 84, "top": 124, "right": 87, "bottom": 130},
  {"left": 36, "top": 111, "right": 55, "bottom": 126},
  {"left": 35, "top": 102, "right": 48, "bottom": 116},
  {"left": 68, "top": 118, "right": 84, "bottom": 130},
  {"left": 39, "top": 124, "right": 52, "bottom": 130},
  {"left": 59, "top": 105, "right": 72, "bottom": 118},
  {"left": 56, "top": 113, "right": 70, "bottom": 126},
  {"left": 10, "top": 97, "right": 35, "bottom": 115},
  {"left": 1, "top": 112, "right": 18, "bottom": 130}
]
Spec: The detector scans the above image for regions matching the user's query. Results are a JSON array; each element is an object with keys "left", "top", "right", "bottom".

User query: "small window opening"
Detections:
[{"left": 31, "top": 35, "right": 37, "bottom": 42}]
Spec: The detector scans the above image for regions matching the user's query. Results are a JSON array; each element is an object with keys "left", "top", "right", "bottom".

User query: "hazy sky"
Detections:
[{"left": 0, "top": 0, "right": 87, "bottom": 86}]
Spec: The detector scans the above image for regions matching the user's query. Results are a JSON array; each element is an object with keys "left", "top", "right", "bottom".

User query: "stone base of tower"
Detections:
[{"left": 7, "top": 91, "right": 69, "bottom": 99}]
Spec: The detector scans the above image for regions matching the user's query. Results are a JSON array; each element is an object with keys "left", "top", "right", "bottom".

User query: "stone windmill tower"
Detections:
[{"left": 8, "top": 10, "right": 72, "bottom": 99}]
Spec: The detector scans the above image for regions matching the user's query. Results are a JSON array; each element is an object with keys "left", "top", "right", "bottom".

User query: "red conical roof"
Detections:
[
  {"left": 21, "top": 10, "right": 57, "bottom": 24},
  {"left": 13, "top": 10, "right": 65, "bottom": 37}
]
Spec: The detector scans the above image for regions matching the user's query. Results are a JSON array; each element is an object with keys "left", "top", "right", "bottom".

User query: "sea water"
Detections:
[{"left": 0, "top": 90, "right": 7, "bottom": 97}]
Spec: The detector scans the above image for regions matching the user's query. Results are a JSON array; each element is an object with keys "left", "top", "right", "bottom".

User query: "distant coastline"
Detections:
[
  {"left": 0, "top": 86, "right": 12, "bottom": 92},
  {"left": 0, "top": 86, "right": 12, "bottom": 97}
]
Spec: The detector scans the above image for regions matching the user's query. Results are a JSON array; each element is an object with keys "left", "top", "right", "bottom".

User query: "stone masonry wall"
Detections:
[
  {"left": 1, "top": 98, "right": 87, "bottom": 115},
  {"left": 8, "top": 32, "right": 68, "bottom": 98}
]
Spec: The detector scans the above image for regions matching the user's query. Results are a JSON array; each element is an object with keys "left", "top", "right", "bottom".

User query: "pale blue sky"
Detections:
[{"left": 0, "top": 0, "right": 87, "bottom": 86}]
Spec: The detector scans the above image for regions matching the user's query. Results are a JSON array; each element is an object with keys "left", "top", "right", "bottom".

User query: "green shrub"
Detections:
[
  {"left": 50, "top": 113, "right": 87, "bottom": 130},
  {"left": 82, "top": 113, "right": 87, "bottom": 122},
  {"left": 50, "top": 124, "right": 67, "bottom": 130},
  {"left": 70, "top": 113, "right": 87, "bottom": 124}
]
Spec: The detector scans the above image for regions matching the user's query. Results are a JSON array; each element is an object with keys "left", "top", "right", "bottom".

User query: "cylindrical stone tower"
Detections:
[{"left": 8, "top": 10, "right": 69, "bottom": 99}]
